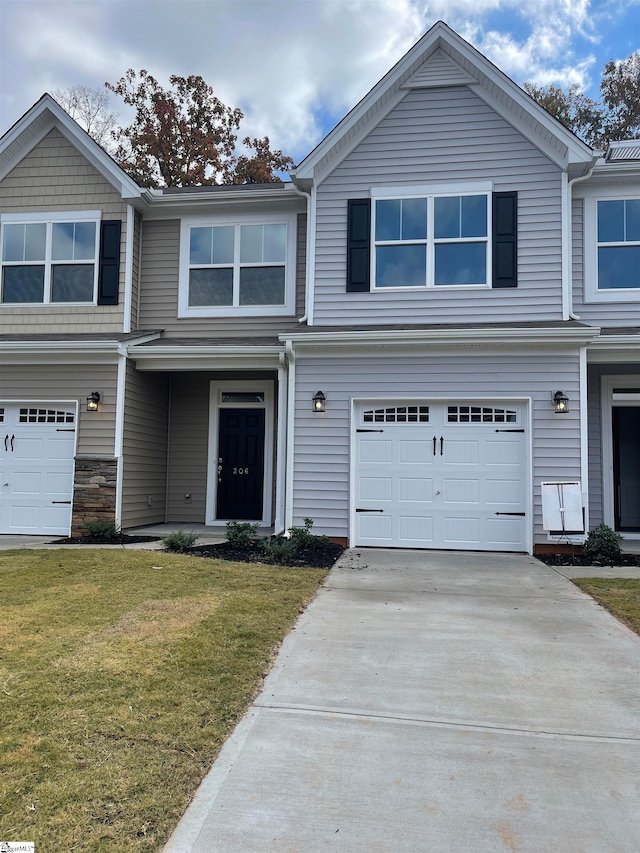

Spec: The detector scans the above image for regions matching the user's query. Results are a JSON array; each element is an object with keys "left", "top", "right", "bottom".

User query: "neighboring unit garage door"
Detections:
[
  {"left": 354, "top": 401, "right": 528, "bottom": 552},
  {"left": 0, "top": 404, "right": 76, "bottom": 535}
]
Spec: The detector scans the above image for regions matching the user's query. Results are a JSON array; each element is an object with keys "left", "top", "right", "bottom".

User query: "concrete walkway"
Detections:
[{"left": 165, "top": 549, "right": 640, "bottom": 852}]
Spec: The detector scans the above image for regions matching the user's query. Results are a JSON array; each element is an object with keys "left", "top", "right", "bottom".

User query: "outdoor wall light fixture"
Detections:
[
  {"left": 312, "top": 391, "right": 326, "bottom": 413},
  {"left": 86, "top": 391, "right": 101, "bottom": 412},
  {"left": 553, "top": 391, "right": 569, "bottom": 414}
]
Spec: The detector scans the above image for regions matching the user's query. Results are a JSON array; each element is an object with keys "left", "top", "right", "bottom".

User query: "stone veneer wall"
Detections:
[{"left": 71, "top": 456, "right": 117, "bottom": 536}]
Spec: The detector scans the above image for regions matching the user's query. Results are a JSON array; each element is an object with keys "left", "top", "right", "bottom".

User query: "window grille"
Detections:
[
  {"left": 363, "top": 405, "right": 429, "bottom": 423},
  {"left": 447, "top": 405, "right": 516, "bottom": 424},
  {"left": 19, "top": 408, "right": 75, "bottom": 424}
]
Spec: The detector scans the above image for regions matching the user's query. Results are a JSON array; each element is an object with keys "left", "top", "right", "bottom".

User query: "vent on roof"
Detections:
[
  {"left": 402, "top": 47, "right": 477, "bottom": 89},
  {"left": 605, "top": 140, "right": 640, "bottom": 161}
]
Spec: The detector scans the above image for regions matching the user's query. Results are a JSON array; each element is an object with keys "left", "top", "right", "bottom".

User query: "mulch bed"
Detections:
[
  {"left": 536, "top": 552, "right": 640, "bottom": 568},
  {"left": 50, "top": 534, "right": 162, "bottom": 545},
  {"left": 190, "top": 541, "right": 345, "bottom": 569}
]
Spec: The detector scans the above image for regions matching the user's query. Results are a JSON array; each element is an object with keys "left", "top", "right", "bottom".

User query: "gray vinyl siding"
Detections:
[
  {"left": 587, "top": 363, "right": 640, "bottom": 529},
  {"left": 0, "top": 361, "right": 118, "bottom": 455},
  {"left": 313, "top": 86, "right": 564, "bottom": 326},
  {"left": 167, "top": 373, "right": 210, "bottom": 522},
  {"left": 166, "top": 370, "right": 277, "bottom": 522},
  {"left": 292, "top": 350, "right": 582, "bottom": 545},
  {"left": 137, "top": 213, "right": 306, "bottom": 336},
  {"left": 121, "top": 364, "right": 169, "bottom": 527},
  {"left": 572, "top": 198, "right": 640, "bottom": 327},
  {"left": 0, "top": 128, "right": 127, "bottom": 333}
]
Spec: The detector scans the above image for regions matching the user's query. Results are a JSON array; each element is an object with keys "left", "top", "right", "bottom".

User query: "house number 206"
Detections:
[{"left": 233, "top": 467, "right": 249, "bottom": 475}]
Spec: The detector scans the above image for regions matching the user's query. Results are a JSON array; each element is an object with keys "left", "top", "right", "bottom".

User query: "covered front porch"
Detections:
[
  {"left": 119, "top": 339, "right": 288, "bottom": 535},
  {"left": 587, "top": 336, "right": 640, "bottom": 542}
]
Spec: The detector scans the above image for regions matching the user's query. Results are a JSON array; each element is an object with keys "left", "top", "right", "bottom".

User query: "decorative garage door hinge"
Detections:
[
  {"left": 494, "top": 511, "right": 526, "bottom": 516},
  {"left": 494, "top": 429, "right": 525, "bottom": 433},
  {"left": 357, "top": 428, "right": 384, "bottom": 433},
  {"left": 356, "top": 508, "right": 385, "bottom": 512}
]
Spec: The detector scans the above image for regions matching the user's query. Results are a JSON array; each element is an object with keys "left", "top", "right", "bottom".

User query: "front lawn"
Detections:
[
  {"left": 572, "top": 578, "right": 640, "bottom": 636},
  {"left": 0, "top": 549, "right": 326, "bottom": 851}
]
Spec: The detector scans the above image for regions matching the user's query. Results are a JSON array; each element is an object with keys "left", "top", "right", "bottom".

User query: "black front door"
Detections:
[
  {"left": 216, "top": 408, "right": 265, "bottom": 521},
  {"left": 613, "top": 406, "right": 640, "bottom": 531}
]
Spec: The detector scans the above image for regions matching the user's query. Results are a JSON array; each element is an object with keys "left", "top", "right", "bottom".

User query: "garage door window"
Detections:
[
  {"left": 19, "top": 408, "right": 75, "bottom": 424},
  {"left": 447, "top": 405, "right": 517, "bottom": 423},
  {"left": 363, "top": 405, "right": 429, "bottom": 423}
]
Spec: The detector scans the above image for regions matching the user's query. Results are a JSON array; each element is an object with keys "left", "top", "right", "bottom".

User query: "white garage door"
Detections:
[
  {"left": 0, "top": 404, "right": 76, "bottom": 535},
  {"left": 354, "top": 401, "right": 528, "bottom": 552}
]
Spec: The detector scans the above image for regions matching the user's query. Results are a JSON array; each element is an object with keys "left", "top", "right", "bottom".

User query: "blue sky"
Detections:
[{"left": 1, "top": 0, "right": 638, "bottom": 162}]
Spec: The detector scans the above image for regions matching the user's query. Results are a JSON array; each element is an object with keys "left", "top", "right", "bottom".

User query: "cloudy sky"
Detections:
[{"left": 1, "top": 0, "right": 638, "bottom": 162}]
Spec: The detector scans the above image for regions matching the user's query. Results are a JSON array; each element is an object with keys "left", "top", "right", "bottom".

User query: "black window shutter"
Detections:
[
  {"left": 492, "top": 191, "right": 517, "bottom": 288},
  {"left": 98, "top": 220, "right": 121, "bottom": 305},
  {"left": 346, "top": 198, "right": 371, "bottom": 292}
]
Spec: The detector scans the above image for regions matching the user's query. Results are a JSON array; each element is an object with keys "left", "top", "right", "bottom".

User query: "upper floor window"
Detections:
[
  {"left": 1, "top": 212, "right": 100, "bottom": 304},
  {"left": 179, "top": 213, "right": 297, "bottom": 317},
  {"left": 597, "top": 199, "right": 640, "bottom": 289},
  {"left": 584, "top": 196, "right": 640, "bottom": 302},
  {"left": 373, "top": 190, "right": 489, "bottom": 289}
]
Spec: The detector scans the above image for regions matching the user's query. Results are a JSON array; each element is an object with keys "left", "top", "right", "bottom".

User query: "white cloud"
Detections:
[{"left": 0, "top": 0, "right": 632, "bottom": 160}]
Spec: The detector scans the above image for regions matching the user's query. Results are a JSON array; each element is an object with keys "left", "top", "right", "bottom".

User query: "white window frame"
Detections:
[
  {"left": 584, "top": 194, "right": 640, "bottom": 303},
  {"left": 370, "top": 182, "right": 493, "bottom": 291},
  {"left": 0, "top": 210, "right": 101, "bottom": 306},
  {"left": 178, "top": 212, "right": 297, "bottom": 317}
]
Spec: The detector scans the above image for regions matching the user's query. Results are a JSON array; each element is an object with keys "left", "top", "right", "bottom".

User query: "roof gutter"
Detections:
[{"left": 279, "top": 326, "right": 600, "bottom": 348}]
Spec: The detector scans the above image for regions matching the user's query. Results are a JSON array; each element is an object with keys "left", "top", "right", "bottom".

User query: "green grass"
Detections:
[
  {"left": 573, "top": 578, "right": 640, "bottom": 636},
  {"left": 0, "top": 549, "right": 326, "bottom": 851}
]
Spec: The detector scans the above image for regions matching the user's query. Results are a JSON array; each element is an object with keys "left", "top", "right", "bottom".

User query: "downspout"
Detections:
[
  {"left": 290, "top": 180, "right": 315, "bottom": 325},
  {"left": 563, "top": 162, "right": 597, "bottom": 320},
  {"left": 273, "top": 352, "right": 287, "bottom": 535},
  {"left": 284, "top": 339, "right": 296, "bottom": 535}
]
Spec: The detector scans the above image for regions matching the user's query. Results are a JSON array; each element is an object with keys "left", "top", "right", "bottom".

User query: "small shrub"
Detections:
[
  {"left": 84, "top": 519, "right": 119, "bottom": 539},
  {"left": 583, "top": 523, "right": 623, "bottom": 564},
  {"left": 262, "top": 538, "right": 297, "bottom": 565},
  {"left": 288, "top": 517, "right": 328, "bottom": 550},
  {"left": 162, "top": 531, "right": 199, "bottom": 553},
  {"left": 225, "top": 521, "right": 260, "bottom": 547}
]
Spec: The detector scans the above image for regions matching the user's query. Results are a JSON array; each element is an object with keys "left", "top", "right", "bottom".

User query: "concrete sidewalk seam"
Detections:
[{"left": 253, "top": 702, "right": 640, "bottom": 743}]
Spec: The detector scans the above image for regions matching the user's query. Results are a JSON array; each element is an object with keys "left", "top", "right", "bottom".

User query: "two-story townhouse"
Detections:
[{"left": 1, "top": 21, "right": 638, "bottom": 552}]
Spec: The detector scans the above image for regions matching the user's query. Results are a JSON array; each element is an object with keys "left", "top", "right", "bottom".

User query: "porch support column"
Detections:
[
  {"left": 274, "top": 354, "right": 287, "bottom": 533},
  {"left": 580, "top": 344, "right": 589, "bottom": 534}
]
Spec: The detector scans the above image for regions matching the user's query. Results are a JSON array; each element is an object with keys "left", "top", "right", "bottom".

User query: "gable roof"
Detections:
[
  {"left": 293, "top": 21, "right": 594, "bottom": 184},
  {"left": 0, "top": 93, "right": 146, "bottom": 200}
]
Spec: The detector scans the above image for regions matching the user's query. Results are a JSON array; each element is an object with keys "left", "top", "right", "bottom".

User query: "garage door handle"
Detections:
[
  {"left": 440, "top": 436, "right": 444, "bottom": 455},
  {"left": 433, "top": 436, "right": 436, "bottom": 455},
  {"left": 10, "top": 434, "right": 14, "bottom": 452},
  {"left": 3, "top": 434, "right": 6, "bottom": 451}
]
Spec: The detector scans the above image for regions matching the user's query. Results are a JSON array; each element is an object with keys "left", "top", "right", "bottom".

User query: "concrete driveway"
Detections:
[{"left": 165, "top": 549, "right": 640, "bottom": 853}]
